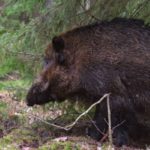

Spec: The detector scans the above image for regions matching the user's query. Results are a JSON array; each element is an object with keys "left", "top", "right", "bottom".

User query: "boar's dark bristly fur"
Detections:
[{"left": 26, "top": 18, "right": 150, "bottom": 146}]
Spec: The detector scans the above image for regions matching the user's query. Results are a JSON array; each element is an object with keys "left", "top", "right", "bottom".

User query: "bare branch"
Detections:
[
  {"left": 79, "top": 1, "right": 100, "bottom": 22},
  {"left": 100, "top": 120, "right": 125, "bottom": 143},
  {"left": 87, "top": 115, "right": 105, "bottom": 136},
  {"left": 65, "top": 93, "right": 110, "bottom": 130},
  {"left": 107, "top": 94, "right": 113, "bottom": 147},
  {"left": 27, "top": 93, "right": 110, "bottom": 131},
  {"left": 131, "top": 0, "right": 149, "bottom": 17},
  {"left": 7, "top": 50, "right": 42, "bottom": 59}
]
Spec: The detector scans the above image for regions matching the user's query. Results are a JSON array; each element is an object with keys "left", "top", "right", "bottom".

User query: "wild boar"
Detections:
[{"left": 26, "top": 18, "right": 150, "bottom": 146}]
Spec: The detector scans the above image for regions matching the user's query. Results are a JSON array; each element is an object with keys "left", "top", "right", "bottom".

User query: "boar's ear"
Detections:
[{"left": 52, "top": 36, "right": 65, "bottom": 52}]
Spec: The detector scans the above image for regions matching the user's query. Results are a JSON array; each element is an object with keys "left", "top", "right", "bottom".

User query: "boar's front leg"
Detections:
[{"left": 87, "top": 95, "right": 138, "bottom": 147}]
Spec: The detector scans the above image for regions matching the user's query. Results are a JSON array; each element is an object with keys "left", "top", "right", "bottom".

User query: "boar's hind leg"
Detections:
[{"left": 87, "top": 95, "right": 138, "bottom": 147}]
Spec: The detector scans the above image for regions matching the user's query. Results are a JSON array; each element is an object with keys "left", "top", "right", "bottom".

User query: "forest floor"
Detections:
[
  {"left": 1, "top": 92, "right": 150, "bottom": 150},
  {"left": 0, "top": 75, "right": 150, "bottom": 150}
]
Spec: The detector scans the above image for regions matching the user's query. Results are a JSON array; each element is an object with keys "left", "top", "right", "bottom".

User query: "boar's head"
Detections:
[
  {"left": 26, "top": 35, "right": 87, "bottom": 106},
  {"left": 26, "top": 27, "right": 115, "bottom": 106}
]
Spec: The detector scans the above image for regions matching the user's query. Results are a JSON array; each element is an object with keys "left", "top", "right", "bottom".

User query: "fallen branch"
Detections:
[
  {"left": 79, "top": 1, "right": 100, "bottom": 21},
  {"left": 107, "top": 94, "right": 112, "bottom": 147},
  {"left": 131, "top": 0, "right": 149, "bottom": 17},
  {"left": 27, "top": 93, "right": 110, "bottom": 131},
  {"left": 100, "top": 120, "right": 125, "bottom": 143},
  {"left": 87, "top": 115, "right": 105, "bottom": 136},
  {"left": 6, "top": 50, "right": 42, "bottom": 58},
  {"left": 65, "top": 93, "right": 110, "bottom": 130}
]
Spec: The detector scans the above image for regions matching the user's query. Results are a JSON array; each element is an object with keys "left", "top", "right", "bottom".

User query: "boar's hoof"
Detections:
[
  {"left": 87, "top": 126, "right": 128, "bottom": 147},
  {"left": 112, "top": 129, "right": 129, "bottom": 147},
  {"left": 87, "top": 126, "right": 102, "bottom": 141}
]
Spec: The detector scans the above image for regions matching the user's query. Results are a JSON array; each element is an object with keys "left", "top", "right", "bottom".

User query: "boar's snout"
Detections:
[{"left": 26, "top": 82, "right": 56, "bottom": 106}]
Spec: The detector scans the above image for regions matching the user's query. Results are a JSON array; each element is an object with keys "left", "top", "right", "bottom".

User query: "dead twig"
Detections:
[
  {"left": 79, "top": 1, "right": 100, "bottom": 22},
  {"left": 65, "top": 94, "right": 110, "bottom": 130},
  {"left": 27, "top": 93, "right": 110, "bottom": 131},
  {"left": 87, "top": 115, "right": 105, "bottom": 136},
  {"left": 131, "top": 0, "right": 149, "bottom": 17},
  {"left": 107, "top": 94, "right": 112, "bottom": 148},
  {"left": 6, "top": 50, "right": 42, "bottom": 59},
  {"left": 100, "top": 120, "right": 125, "bottom": 143}
]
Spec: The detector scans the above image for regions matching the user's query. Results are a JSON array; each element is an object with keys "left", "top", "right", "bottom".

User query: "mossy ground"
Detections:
[
  {"left": 0, "top": 90, "right": 98, "bottom": 150},
  {"left": 0, "top": 74, "right": 150, "bottom": 150}
]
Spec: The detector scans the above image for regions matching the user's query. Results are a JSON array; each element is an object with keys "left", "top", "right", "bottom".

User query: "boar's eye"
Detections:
[
  {"left": 56, "top": 53, "right": 66, "bottom": 65},
  {"left": 43, "top": 57, "right": 50, "bottom": 67}
]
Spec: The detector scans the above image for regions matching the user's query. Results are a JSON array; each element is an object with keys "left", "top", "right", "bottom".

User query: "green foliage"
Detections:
[
  {"left": 0, "top": 0, "right": 47, "bottom": 93},
  {"left": 0, "top": 101, "right": 8, "bottom": 118},
  {"left": 44, "top": 0, "right": 150, "bottom": 35},
  {"left": 0, "top": 0, "right": 150, "bottom": 94},
  {"left": 3, "top": 0, "right": 45, "bottom": 17},
  {"left": 64, "top": 142, "right": 72, "bottom": 150},
  {"left": 39, "top": 141, "right": 80, "bottom": 150}
]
